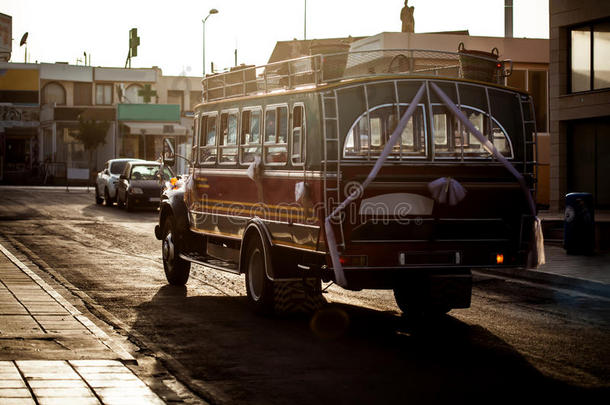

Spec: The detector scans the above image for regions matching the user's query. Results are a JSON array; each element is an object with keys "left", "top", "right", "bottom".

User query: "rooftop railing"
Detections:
[{"left": 202, "top": 48, "right": 512, "bottom": 103}]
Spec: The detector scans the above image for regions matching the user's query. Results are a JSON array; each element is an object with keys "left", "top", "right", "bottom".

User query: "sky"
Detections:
[{"left": 2, "top": 0, "right": 549, "bottom": 77}]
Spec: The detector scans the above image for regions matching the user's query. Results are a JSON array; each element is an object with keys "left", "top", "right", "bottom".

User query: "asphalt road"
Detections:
[{"left": 0, "top": 187, "right": 608, "bottom": 404}]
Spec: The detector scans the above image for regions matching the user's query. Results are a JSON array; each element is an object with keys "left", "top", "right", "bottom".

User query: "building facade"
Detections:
[
  {"left": 549, "top": 0, "right": 610, "bottom": 211},
  {"left": 0, "top": 61, "right": 201, "bottom": 183}
]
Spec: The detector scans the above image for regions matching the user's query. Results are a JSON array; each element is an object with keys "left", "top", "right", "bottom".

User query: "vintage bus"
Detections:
[{"left": 155, "top": 48, "right": 541, "bottom": 317}]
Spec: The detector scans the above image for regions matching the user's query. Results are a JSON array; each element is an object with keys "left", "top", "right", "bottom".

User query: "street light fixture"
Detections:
[{"left": 203, "top": 8, "right": 219, "bottom": 77}]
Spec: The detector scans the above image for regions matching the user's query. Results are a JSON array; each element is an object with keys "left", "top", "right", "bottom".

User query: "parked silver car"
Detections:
[{"left": 95, "top": 158, "right": 143, "bottom": 206}]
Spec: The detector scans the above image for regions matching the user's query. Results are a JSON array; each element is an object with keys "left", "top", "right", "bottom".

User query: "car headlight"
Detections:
[{"left": 130, "top": 187, "right": 144, "bottom": 194}]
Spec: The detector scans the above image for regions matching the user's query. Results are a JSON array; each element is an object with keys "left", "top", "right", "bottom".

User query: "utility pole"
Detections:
[{"left": 304, "top": 0, "right": 307, "bottom": 40}]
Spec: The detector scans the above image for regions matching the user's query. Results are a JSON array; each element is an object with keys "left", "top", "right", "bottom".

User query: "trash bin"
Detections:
[{"left": 564, "top": 192, "right": 595, "bottom": 254}]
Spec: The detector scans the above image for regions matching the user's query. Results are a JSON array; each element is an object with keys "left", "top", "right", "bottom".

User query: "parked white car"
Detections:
[{"left": 95, "top": 158, "right": 143, "bottom": 206}]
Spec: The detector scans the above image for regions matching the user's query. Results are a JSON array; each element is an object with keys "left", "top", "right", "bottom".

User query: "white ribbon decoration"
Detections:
[{"left": 325, "top": 83, "right": 427, "bottom": 287}]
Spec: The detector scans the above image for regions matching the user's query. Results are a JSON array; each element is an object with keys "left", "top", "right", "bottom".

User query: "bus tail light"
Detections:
[
  {"left": 339, "top": 255, "right": 367, "bottom": 267},
  {"left": 496, "top": 253, "right": 504, "bottom": 264}
]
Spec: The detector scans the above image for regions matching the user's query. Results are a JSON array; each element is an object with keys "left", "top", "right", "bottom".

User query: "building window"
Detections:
[
  {"left": 570, "top": 20, "right": 610, "bottom": 92},
  {"left": 96, "top": 84, "right": 113, "bottom": 105},
  {"left": 42, "top": 82, "right": 66, "bottom": 105},
  {"left": 507, "top": 69, "right": 548, "bottom": 132},
  {"left": 73, "top": 82, "right": 92, "bottom": 105},
  {"left": 568, "top": 118, "right": 610, "bottom": 208},
  {"left": 125, "top": 84, "right": 144, "bottom": 103},
  {"left": 168, "top": 90, "right": 184, "bottom": 111}
]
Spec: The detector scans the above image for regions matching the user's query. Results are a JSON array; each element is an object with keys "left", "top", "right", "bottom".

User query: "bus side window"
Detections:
[
  {"left": 291, "top": 104, "right": 305, "bottom": 165},
  {"left": 192, "top": 115, "right": 200, "bottom": 163},
  {"left": 240, "top": 109, "right": 262, "bottom": 164},
  {"left": 264, "top": 106, "right": 288, "bottom": 165},
  {"left": 199, "top": 114, "right": 217, "bottom": 164},
  {"left": 220, "top": 111, "right": 238, "bottom": 164}
]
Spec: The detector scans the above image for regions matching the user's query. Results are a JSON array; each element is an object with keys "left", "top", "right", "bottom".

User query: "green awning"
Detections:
[{"left": 117, "top": 104, "right": 180, "bottom": 122}]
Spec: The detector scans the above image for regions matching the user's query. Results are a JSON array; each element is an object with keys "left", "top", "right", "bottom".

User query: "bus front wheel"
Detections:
[
  {"left": 162, "top": 216, "right": 191, "bottom": 285},
  {"left": 245, "top": 237, "right": 274, "bottom": 314}
]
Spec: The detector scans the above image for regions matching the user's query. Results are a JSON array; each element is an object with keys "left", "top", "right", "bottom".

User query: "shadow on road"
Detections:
[{"left": 132, "top": 285, "right": 603, "bottom": 405}]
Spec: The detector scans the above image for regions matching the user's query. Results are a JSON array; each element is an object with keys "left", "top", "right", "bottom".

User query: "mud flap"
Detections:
[{"left": 273, "top": 278, "right": 327, "bottom": 315}]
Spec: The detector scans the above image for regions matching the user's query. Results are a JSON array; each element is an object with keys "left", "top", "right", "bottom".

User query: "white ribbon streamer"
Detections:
[{"left": 325, "top": 83, "right": 427, "bottom": 287}]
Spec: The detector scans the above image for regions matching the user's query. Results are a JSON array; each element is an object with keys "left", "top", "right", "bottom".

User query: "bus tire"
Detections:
[
  {"left": 245, "top": 237, "right": 274, "bottom": 315},
  {"left": 393, "top": 285, "right": 450, "bottom": 320},
  {"left": 162, "top": 215, "right": 191, "bottom": 286},
  {"left": 274, "top": 278, "right": 326, "bottom": 315}
]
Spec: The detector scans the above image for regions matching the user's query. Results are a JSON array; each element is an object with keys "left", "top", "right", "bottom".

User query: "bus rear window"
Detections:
[
  {"left": 344, "top": 104, "right": 426, "bottom": 159},
  {"left": 432, "top": 105, "right": 513, "bottom": 159}
]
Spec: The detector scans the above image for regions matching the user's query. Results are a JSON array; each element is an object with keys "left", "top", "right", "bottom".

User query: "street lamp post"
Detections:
[{"left": 202, "top": 8, "right": 219, "bottom": 77}]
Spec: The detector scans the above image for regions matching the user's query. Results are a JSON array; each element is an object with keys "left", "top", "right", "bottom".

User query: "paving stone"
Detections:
[
  {"left": 70, "top": 360, "right": 122, "bottom": 367},
  {"left": 76, "top": 373, "right": 140, "bottom": 382},
  {"left": 0, "top": 373, "right": 21, "bottom": 381},
  {"left": 71, "top": 366, "right": 131, "bottom": 374},
  {"left": 0, "top": 315, "right": 43, "bottom": 334},
  {"left": 84, "top": 378, "right": 148, "bottom": 389},
  {"left": 37, "top": 398, "right": 100, "bottom": 405},
  {"left": 93, "top": 388, "right": 164, "bottom": 405},
  {"left": 0, "top": 388, "right": 32, "bottom": 398},
  {"left": 27, "top": 380, "right": 89, "bottom": 389},
  {"left": 97, "top": 397, "right": 164, "bottom": 405},
  {"left": 31, "top": 387, "right": 96, "bottom": 398},
  {"left": 0, "top": 398, "right": 36, "bottom": 405},
  {"left": 0, "top": 380, "right": 26, "bottom": 389},
  {"left": 16, "top": 360, "right": 73, "bottom": 373},
  {"left": 0, "top": 305, "right": 29, "bottom": 315},
  {"left": 0, "top": 361, "right": 20, "bottom": 373}
]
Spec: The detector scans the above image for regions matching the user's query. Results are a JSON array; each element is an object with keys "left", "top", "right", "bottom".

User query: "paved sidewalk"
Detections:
[
  {"left": 477, "top": 243, "right": 610, "bottom": 298},
  {"left": 0, "top": 243, "right": 165, "bottom": 405}
]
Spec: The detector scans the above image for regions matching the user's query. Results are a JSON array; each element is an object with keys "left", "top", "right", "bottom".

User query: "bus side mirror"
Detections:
[{"left": 163, "top": 138, "right": 176, "bottom": 166}]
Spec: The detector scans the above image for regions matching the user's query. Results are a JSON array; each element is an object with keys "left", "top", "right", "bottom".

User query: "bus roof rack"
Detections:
[{"left": 202, "top": 48, "right": 512, "bottom": 102}]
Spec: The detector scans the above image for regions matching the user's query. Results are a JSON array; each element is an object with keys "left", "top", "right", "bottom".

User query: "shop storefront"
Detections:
[{"left": 0, "top": 105, "right": 40, "bottom": 183}]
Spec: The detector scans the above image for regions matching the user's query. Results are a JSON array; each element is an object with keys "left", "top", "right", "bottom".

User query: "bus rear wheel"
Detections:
[
  {"left": 393, "top": 283, "right": 450, "bottom": 320},
  {"left": 245, "top": 237, "right": 274, "bottom": 314}
]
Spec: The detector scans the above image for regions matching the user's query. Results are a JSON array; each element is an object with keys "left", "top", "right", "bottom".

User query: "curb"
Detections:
[{"left": 473, "top": 267, "right": 610, "bottom": 299}]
